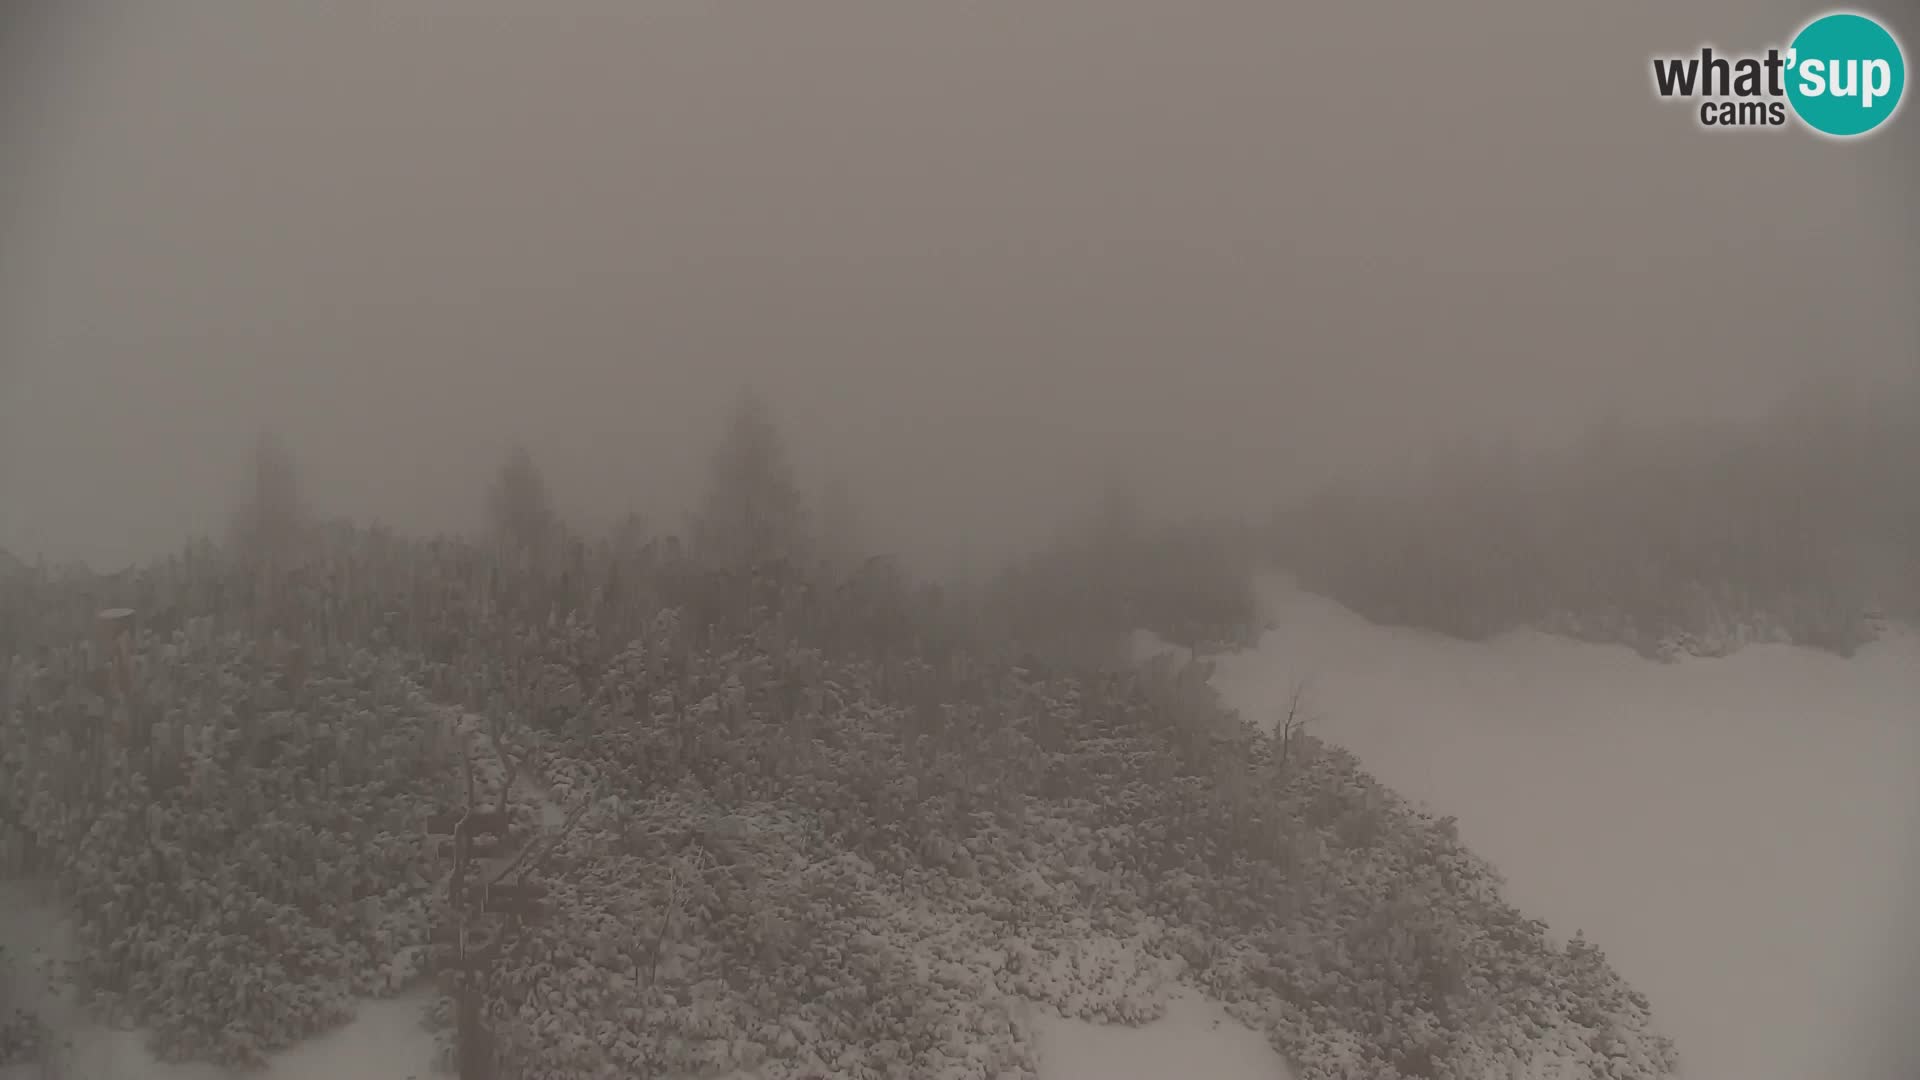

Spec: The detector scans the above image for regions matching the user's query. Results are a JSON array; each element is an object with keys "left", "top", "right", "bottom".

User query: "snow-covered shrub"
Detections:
[
  {"left": 0, "top": 943, "right": 49, "bottom": 1070},
  {"left": 3, "top": 526, "right": 1679, "bottom": 1080},
  {"left": 459, "top": 626, "right": 1676, "bottom": 1080},
  {"left": 0, "top": 629, "right": 447, "bottom": 1066},
  {"left": 0, "top": 1007, "right": 45, "bottom": 1070}
]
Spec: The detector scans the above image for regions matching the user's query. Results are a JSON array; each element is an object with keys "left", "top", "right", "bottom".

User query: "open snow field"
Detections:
[{"left": 1206, "top": 576, "right": 1920, "bottom": 1080}]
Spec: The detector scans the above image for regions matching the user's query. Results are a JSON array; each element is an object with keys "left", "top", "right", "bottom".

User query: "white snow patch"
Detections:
[
  {"left": 1209, "top": 574, "right": 1920, "bottom": 1080},
  {"left": 1032, "top": 989, "right": 1295, "bottom": 1080},
  {"left": 226, "top": 994, "right": 437, "bottom": 1080},
  {"left": 1129, "top": 629, "right": 1193, "bottom": 666}
]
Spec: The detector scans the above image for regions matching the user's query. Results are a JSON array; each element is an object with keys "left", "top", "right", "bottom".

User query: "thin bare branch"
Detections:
[
  {"left": 648, "top": 858, "right": 684, "bottom": 987},
  {"left": 1278, "top": 676, "right": 1315, "bottom": 770},
  {"left": 487, "top": 709, "right": 519, "bottom": 816},
  {"left": 489, "top": 779, "right": 603, "bottom": 887},
  {"left": 461, "top": 732, "right": 476, "bottom": 813}
]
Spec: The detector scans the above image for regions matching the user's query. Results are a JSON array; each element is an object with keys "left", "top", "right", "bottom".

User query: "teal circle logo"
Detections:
[{"left": 1786, "top": 12, "right": 1906, "bottom": 137}]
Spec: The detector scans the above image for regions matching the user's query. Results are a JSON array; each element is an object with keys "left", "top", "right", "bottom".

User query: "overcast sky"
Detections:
[{"left": 1, "top": 2, "right": 1914, "bottom": 571}]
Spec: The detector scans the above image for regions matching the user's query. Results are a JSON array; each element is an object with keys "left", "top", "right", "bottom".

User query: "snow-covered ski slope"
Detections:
[{"left": 1201, "top": 575, "right": 1920, "bottom": 1080}]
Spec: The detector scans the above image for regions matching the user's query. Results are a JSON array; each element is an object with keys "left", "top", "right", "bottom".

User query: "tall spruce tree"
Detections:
[
  {"left": 229, "top": 431, "right": 305, "bottom": 566},
  {"left": 691, "top": 390, "right": 809, "bottom": 571},
  {"left": 488, "top": 444, "right": 560, "bottom": 565}
]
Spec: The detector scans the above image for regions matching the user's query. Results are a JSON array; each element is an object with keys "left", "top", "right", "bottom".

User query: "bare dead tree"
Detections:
[
  {"left": 462, "top": 737, "right": 477, "bottom": 822},
  {"left": 648, "top": 858, "right": 685, "bottom": 988},
  {"left": 490, "top": 779, "right": 603, "bottom": 888},
  {"left": 1277, "top": 676, "right": 1316, "bottom": 772},
  {"left": 486, "top": 708, "right": 519, "bottom": 817}
]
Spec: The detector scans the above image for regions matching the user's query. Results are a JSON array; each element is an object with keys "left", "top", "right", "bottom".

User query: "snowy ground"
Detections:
[
  {"left": 0, "top": 880, "right": 1293, "bottom": 1080},
  {"left": 2, "top": 709, "right": 1297, "bottom": 1080},
  {"left": 1030, "top": 991, "right": 1293, "bottom": 1080},
  {"left": 12, "top": 577, "right": 1913, "bottom": 1080},
  {"left": 1198, "top": 575, "right": 1920, "bottom": 1080}
]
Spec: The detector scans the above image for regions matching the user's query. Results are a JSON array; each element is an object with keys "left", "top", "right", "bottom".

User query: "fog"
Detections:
[{"left": 1, "top": 2, "right": 1914, "bottom": 573}]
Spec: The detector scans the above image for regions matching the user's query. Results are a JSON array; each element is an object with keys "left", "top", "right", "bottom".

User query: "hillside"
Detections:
[
  {"left": 1270, "top": 392, "right": 1920, "bottom": 661},
  {"left": 2, "top": 536, "right": 1677, "bottom": 1080},
  {"left": 1209, "top": 576, "right": 1920, "bottom": 1080}
]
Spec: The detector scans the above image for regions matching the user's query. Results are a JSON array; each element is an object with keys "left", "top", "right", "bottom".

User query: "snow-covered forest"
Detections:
[
  {"left": 0, "top": 394, "right": 1707, "bottom": 1080},
  {"left": 1272, "top": 381, "right": 1920, "bottom": 660}
]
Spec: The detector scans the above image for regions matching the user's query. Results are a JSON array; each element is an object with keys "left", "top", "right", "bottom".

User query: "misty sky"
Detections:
[{"left": 1, "top": 2, "right": 1914, "bottom": 571}]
